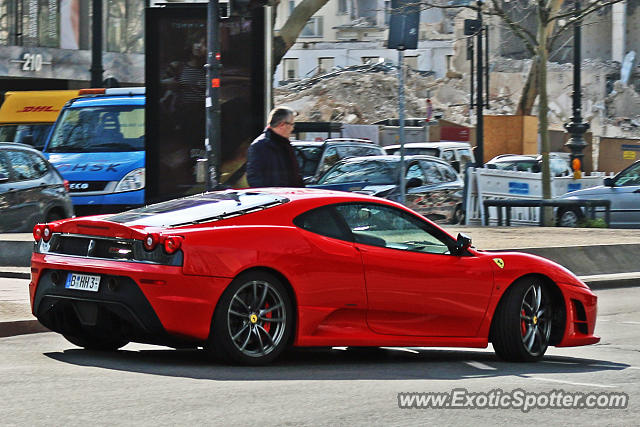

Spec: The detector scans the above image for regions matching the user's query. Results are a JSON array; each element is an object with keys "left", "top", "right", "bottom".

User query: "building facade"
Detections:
[
  {"left": 274, "top": 0, "right": 456, "bottom": 84},
  {"left": 0, "top": 0, "right": 144, "bottom": 93}
]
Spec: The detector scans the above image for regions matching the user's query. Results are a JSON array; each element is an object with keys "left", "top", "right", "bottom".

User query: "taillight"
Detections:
[
  {"left": 33, "top": 224, "right": 45, "bottom": 241},
  {"left": 163, "top": 236, "right": 183, "bottom": 254},
  {"left": 42, "top": 225, "right": 54, "bottom": 242},
  {"left": 143, "top": 233, "right": 160, "bottom": 251},
  {"left": 63, "top": 180, "right": 70, "bottom": 192}
]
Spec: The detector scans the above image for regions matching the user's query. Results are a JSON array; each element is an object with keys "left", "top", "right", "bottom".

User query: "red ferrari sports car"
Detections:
[{"left": 30, "top": 188, "right": 599, "bottom": 365}]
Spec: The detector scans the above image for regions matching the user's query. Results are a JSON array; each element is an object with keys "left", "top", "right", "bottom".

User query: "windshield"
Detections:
[
  {"left": 104, "top": 191, "right": 288, "bottom": 227},
  {"left": 319, "top": 159, "right": 398, "bottom": 184},
  {"left": 293, "top": 146, "right": 323, "bottom": 177},
  {"left": 47, "top": 106, "right": 144, "bottom": 153},
  {"left": 0, "top": 124, "right": 52, "bottom": 150}
]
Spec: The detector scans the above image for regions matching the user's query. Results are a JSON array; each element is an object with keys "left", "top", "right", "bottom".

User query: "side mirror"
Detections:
[
  {"left": 406, "top": 177, "right": 423, "bottom": 189},
  {"left": 454, "top": 232, "right": 472, "bottom": 255},
  {"left": 603, "top": 177, "right": 615, "bottom": 187}
]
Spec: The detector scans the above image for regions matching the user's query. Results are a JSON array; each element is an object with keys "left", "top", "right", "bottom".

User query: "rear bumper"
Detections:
[
  {"left": 556, "top": 284, "right": 600, "bottom": 347},
  {"left": 30, "top": 252, "right": 231, "bottom": 344}
]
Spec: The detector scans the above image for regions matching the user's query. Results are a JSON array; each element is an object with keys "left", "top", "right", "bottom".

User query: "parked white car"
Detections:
[{"left": 384, "top": 141, "right": 475, "bottom": 174}]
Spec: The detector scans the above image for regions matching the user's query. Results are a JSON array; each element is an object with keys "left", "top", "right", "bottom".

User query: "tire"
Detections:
[
  {"left": 557, "top": 208, "right": 582, "bottom": 227},
  {"left": 63, "top": 331, "right": 129, "bottom": 351},
  {"left": 207, "top": 271, "right": 293, "bottom": 365},
  {"left": 491, "top": 277, "right": 553, "bottom": 362},
  {"left": 45, "top": 210, "right": 63, "bottom": 223},
  {"left": 450, "top": 205, "right": 464, "bottom": 224}
]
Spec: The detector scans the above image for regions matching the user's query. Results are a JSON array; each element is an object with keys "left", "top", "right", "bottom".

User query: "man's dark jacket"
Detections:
[{"left": 246, "top": 128, "right": 303, "bottom": 187}]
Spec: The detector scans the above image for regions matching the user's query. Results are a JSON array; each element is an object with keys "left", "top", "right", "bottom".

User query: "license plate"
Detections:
[{"left": 65, "top": 273, "right": 101, "bottom": 292}]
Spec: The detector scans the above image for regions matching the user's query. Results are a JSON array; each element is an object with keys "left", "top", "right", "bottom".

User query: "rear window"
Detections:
[
  {"left": 294, "top": 146, "right": 323, "bottom": 177},
  {"left": 47, "top": 106, "right": 144, "bottom": 153},
  {"left": 104, "top": 191, "right": 288, "bottom": 227}
]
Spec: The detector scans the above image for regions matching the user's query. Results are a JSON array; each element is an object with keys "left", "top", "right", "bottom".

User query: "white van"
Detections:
[{"left": 384, "top": 141, "right": 475, "bottom": 173}]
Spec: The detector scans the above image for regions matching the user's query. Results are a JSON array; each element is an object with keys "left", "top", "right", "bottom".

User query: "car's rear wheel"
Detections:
[
  {"left": 208, "top": 271, "right": 293, "bottom": 365},
  {"left": 45, "top": 210, "right": 63, "bottom": 223},
  {"left": 491, "top": 278, "right": 553, "bottom": 362},
  {"left": 557, "top": 208, "right": 582, "bottom": 227},
  {"left": 63, "top": 331, "right": 129, "bottom": 351}
]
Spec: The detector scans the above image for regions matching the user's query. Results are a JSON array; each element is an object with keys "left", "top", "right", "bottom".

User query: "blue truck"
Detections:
[{"left": 41, "top": 88, "right": 145, "bottom": 216}]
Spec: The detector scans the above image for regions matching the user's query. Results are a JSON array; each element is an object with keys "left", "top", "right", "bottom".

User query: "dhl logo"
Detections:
[{"left": 17, "top": 106, "right": 59, "bottom": 113}]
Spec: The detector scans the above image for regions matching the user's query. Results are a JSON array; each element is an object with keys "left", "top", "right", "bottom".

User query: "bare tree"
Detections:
[{"left": 271, "top": 0, "right": 331, "bottom": 71}]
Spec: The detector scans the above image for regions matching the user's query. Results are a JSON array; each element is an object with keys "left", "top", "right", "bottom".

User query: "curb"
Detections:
[
  {"left": 0, "top": 320, "right": 49, "bottom": 338},
  {"left": 0, "top": 271, "right": 30, "bottom": 280}
]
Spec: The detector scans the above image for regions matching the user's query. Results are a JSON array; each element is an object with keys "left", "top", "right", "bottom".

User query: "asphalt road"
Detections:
[{"left": 0, "top": 286, "right": 638, "bottom": 425}]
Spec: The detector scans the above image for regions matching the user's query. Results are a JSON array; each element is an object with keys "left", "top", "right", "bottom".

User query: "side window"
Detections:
[
  {"left": 406, "top": 162, "right": 426, "bottom": 182},
  {"left": 335, "top": 203, "right": 451, "bottom": 254},
  {"left": 442, "top": 150, "right": 455, "bottom": 162},
  {"left": 293, "top": 206, "right": 351, "bottom": 241},
  {"left": 5, "top": 150, "right": 40, "bottom": 181},
  {"left": 30, "top": 155, "right": 48, "bottom": 178},
  {"left": 436, "top": 163, "right": 458, "bottom": 182},
  {"left": 318, "top": 146, "right": 340, "bottom": 176},
  {"left": 0, "top": 154, "right": 10, "bottom": 179},
  {"left": 419, "top": 160, "right": 444, "bottom": 184}
]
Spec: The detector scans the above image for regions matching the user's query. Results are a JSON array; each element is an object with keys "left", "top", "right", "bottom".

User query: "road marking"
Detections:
[
  {"left": 525, "top": 376, "right": 616, "bottom": 388},
  {"left": 380, "top": 347, "right": 419, "bottom": 354},
  {"left": 465, "top": 361, "right": 496, "bottom": 371},
  {"left": 620, "top": 321, "right": 640, "bottom": 325}
]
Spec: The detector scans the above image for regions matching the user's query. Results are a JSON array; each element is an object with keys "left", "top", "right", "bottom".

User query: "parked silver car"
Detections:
[
  {"left": 556, "top": 160, "right": 640, "bottom": 228},
  {"left": 312, "top": 155, "right": 464, "bottom": 223},
  {"left": 0, "top": 142, "right": 74, "bottom": 232}
]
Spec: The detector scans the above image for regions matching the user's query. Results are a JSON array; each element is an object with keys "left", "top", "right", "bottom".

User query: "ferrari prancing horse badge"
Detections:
[{"left": 493, "top": 258, "right": 505, "bottom": 269}]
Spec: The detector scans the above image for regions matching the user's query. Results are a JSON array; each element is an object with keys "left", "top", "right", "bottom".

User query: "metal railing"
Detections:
[{"left": 482, "top": 198, "right": 611, "bottom": 227}]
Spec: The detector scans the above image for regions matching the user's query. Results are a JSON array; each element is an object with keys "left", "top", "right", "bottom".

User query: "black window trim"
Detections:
[{"left": 294, "top": 201, "right": 463, "bottom": 255}]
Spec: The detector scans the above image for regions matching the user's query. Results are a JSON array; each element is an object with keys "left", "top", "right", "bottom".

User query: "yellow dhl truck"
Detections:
[{"left": 0, "top": 90, "right": 80, "bottom": 150}]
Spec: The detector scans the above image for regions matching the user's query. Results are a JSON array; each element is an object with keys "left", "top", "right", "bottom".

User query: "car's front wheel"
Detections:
[
  {"left": 208, "top": 271, "right": 293, "bottom": 365},
  {"left": 491, "top": 278, "right": 553, "bottom": 362}
]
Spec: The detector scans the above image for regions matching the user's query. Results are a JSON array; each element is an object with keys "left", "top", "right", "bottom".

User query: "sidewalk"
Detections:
[{"left": 2, "top": 226, "right": 639, "bottom": 338}]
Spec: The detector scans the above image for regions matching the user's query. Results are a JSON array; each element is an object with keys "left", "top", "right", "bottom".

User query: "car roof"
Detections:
[
  {"left": 291, "top": 139, "right": 380, "bottom": 148},
  {"left": 488, "top": 154, "right": 537, "bottom": 162},
  {"left": 334, "top": 154, "right": 452, "bottom": 166},
  {"left": 385, "top": 141, "right": 472, "bottom": 150}
]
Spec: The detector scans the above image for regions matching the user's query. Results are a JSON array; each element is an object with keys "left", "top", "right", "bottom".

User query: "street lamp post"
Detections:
[{"left": 564, "top": 0, "right": 590, "bottom": 171}]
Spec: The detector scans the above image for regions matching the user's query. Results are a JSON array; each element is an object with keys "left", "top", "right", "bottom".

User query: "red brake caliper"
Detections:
[
  {"left": 263, "top": 302, "right": 272, "bottom": 333},
  {"left": 521, "top": 309, "right": 527, "bottom": 336}
]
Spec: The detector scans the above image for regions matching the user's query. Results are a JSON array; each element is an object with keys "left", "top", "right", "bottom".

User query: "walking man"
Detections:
[{"left": 246, "top": 106, "right": 304, "bottom": 188}]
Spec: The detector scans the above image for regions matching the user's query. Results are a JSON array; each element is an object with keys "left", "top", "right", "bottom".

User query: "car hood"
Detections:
[{"left": 46, "top": 152, "right": 144, "bottom": 181}]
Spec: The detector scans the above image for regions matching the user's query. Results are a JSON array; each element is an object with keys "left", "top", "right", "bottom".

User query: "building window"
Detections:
[
  {"left": 301, "top": 16, "right": 323, "bottom": 37},
  {"left": 318, "top": 57, "right": 334, "bottom": 75},
  {"left": 0, "top": 2, "right": 8, "bottom": 45},
  {"left": 38, "top": 0, "right": 59, "bottom": 47},
  {"left": 338, "top": 0, "right": 347, "bottom": 14},
  {"left": 385, "top": 0, "right": 391, "bottom": 25},
  {"left": 405, "top": 56, "right": 418, "bottom": 70},
  {"left": 289, "top": 0, "right": 295, "bottom": 14},
  {"left": 283, "top": 58, "right": 298, "bottom": 81},
  {"left": 362, "top": 56, "right": 381, "bottom": 65},
  {"left": 107, "top": 0, "right": 144, "bottom": 53}
]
